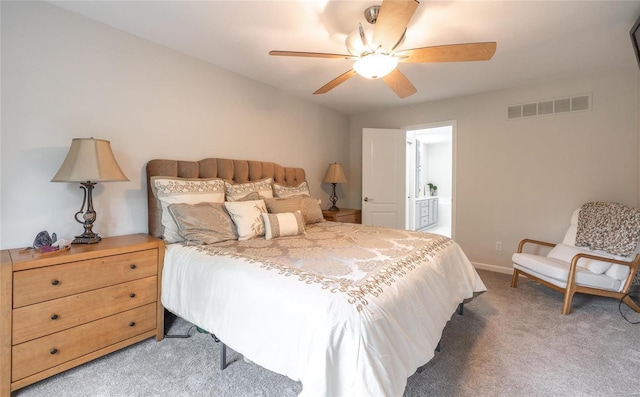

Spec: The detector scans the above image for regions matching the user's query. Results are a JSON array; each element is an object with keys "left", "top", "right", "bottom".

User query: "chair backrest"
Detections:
[
  {"left": 559, "top": 208, "right": 640, "bottom": 280},
  {"left": 560, "top": 208, "right": 581, "bottom": 247}
]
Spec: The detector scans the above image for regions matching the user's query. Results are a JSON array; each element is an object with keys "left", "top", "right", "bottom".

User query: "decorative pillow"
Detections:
[
  {"left": 168, "top": 202, "right": 236, "bottom": 245},
  {"left": 224, "top": 200, "right": 268, "bottom": 240},
  {"left": 236, "top": 192, "right": 261, "bottom": 201},
  {"left": 264, "top": 196, "right": 324, "bottom": 225},
  {"left": 261, "top": 211, "right": 305, "bottom": 240},
  {"left": 546, "top": 243, "right": 614, "bottom": 274},
  {"left": 273, "top": 181, "right": 310, "bottom": 198},
  {"left": 225, "top": 178, "right": 274, "bottom": 202},
  {"left": 150, "top": 176, "right": 225, "bottom": 243}
]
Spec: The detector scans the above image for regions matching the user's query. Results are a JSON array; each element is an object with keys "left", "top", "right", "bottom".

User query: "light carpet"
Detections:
[{"left": 14, "top": 270, "right": 640, "bottom": 396}]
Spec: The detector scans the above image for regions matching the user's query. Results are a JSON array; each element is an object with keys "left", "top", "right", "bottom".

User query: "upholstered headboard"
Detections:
[{"left": 146, "top": 158, "right": 306, "bottom": 239}]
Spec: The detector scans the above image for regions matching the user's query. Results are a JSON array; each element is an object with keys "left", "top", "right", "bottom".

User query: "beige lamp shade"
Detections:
[
  {"left": 51, "top": 138, "right": 129, "bottom": 182},
  {"left": 323, "top": 163, "right": 347, "bottom": 184}
]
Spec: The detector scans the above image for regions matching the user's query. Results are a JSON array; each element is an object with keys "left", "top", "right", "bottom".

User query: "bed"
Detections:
[{"left": 146, "top": 158, "right": 486, "bottom": 397}]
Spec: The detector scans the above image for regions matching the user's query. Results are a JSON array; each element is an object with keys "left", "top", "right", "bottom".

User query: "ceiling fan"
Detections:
[{"left": 269, "top": 0, "right": 496, "bottom": 98}]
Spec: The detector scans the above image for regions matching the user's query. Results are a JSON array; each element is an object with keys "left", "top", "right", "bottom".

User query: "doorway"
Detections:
[{"left": 408, "top": 122, "right": 454, "bottom": 238}]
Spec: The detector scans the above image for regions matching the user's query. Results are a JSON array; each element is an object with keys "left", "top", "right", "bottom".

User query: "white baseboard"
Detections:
[{"left": 472, "top": 262, "right": 513, "bottom": 275}]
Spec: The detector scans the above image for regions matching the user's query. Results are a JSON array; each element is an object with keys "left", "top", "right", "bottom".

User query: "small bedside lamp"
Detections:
[
  {"left": 51, "top": 138, "right": 129, "bottom": 244},
  {"left": 322, "top": 162, "right": 347, "bottom": 211}
]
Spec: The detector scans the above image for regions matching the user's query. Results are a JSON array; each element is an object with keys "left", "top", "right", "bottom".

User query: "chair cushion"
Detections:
[
  {"left": 546, "top": 244, "right": 614, "bottom": 274},
  {"left": 605, "top": 264, "right": 631, "bottom": 281},
  {"left": 512, "top": 253, "right": 622, "bottom": 291}
]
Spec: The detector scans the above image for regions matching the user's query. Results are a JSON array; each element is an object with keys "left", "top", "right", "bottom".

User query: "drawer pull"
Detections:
[
  {"left": 51, "top": 279, "right": 60, "bottom": 286},
  {"left": 129, "top": 293, "right": 136, "bottom": 298},
  {"left": 129, "top": 322, "right": 136, "bottom": 327},
  {"left": 50, "top": 348, "right": 58, "bottom": 355},
  {"left": 130, "top": 264, "right": 137, "bottom": 270},
  {"left": 51, "top": 314, "right": 59, "bottom": 320}
]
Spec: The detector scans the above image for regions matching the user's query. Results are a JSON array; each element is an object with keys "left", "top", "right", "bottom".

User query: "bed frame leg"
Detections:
[
  {"left": 212, "top": 333, "right": 227, "bottom": 370},
  {"left": 457, "top": 302, "right": 464, "bottom": 315},
  {"left": 220, "top": 343, "right": 227, "bottom": 371}
]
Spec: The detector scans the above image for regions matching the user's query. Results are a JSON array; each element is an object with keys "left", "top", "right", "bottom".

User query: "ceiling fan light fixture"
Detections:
[
  {"left": 345, "top": 26, "right": 375, "bottom": 56},
  {"left": 353, "top": 53, "right": 398, "bottom": 79}
]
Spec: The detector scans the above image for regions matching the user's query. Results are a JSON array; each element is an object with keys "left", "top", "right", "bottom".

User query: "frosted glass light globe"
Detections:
[{"left": 353, "top": 54, "right": 398, "bottom": 79}]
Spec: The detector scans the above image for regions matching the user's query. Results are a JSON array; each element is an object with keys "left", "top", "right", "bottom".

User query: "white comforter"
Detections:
[{"left": 162, "top": 223, "right": 485, "bottom": 396}]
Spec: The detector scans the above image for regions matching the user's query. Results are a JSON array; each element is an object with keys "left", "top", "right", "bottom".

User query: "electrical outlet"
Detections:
[{"left": 495, "top": 241, "right": 503, "bottom": 251}]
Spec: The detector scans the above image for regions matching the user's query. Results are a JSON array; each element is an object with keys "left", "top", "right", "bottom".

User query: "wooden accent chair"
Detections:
[{"left": 511, "top": 207, "right": 640, "bottom": 315}]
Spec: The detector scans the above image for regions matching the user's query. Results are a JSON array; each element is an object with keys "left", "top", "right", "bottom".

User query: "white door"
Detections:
[
  {"left": 405, "top": 133, "right": 416, "bottom": 230},
  {"left": 362, "top": 128, "right": 406, "bottom": 228}
]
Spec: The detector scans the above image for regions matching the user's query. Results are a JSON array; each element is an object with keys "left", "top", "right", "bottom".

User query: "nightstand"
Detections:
[
  {"left": 322, "top": 208, "right": 362, "bottom": 224},
  {"left": 0, "top": 234, "right": 165, "bottom": 396}
]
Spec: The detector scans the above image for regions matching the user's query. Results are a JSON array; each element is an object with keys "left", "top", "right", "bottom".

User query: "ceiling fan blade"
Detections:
[
  {"left": 269, "top": 50, "right": 355, "bottom": 60},
  {"left": 382, "top": 68, "right": 417, "bottom": 98},
  {"left": 373, "top": 0, "right": 419, "bottom": 51},
  {"left": 397, "top": 42, "right": 497, "bottom": 63},
  {"left": 314, "top": 70, "right": 358, "bottom": 95}
]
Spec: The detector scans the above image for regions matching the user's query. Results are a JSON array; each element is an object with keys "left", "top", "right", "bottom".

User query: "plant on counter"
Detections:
[{"left": 427, "top": 183, "right": 438, "bottom": 196}]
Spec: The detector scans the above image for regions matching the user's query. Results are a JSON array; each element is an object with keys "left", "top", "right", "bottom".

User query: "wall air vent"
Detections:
[{"left": 507, "top": 94, "right": 591, "bottom": 119}]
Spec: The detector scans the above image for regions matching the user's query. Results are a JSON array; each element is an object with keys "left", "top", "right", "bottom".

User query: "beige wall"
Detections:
[
  {"left": 349, "top": 67, "right": 640, "bottom": 272},
  {"left": 0, "top": 1, "right": 349, "bottom": 249},
  {"left": 3, "top": 1, "right": 639, "bottom": 274}
]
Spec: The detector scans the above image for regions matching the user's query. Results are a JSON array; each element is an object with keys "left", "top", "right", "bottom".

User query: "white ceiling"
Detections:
[{"left": 50, "top": 1, "right": 640, "bottom": 116}]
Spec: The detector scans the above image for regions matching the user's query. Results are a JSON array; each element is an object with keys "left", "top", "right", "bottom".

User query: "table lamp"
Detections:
[
  {"left": 51, "top": 138, "right": 129, "bottom": 244},
  {"left": 322, "top": 163, "right": 347, "bottom": 211}
]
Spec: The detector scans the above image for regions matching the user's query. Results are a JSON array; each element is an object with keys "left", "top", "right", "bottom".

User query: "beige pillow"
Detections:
[
  {"left": 225, "top": 178, "right": 274, "bottom": 202},
  {"left": 262, "top": 211, "right": 305, "bottom": 240},
  {"left": 150, "top": 176, "right": 226, "bottom": 243},
  {"left": 168, "top": 202, "right": 236, "bottom": 244},
  {"left": 264, "top": 196, "right": 324, "bottom": 225},
  {"left": 273, "top": 181, "right": 310, "bottom": 198},
  {"left": 224, "top": 200, "right": 268, "bottom": 241}
]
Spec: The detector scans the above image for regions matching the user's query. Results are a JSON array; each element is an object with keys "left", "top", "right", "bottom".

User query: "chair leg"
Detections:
[
  {"left": 510, "top": 269, "right": 520, "bottom": 288},
  {"left": 622, "top": 295, "right": 640, "bottom": 313},
  {"left": 562, "top": 290, "right": 575, "bottom": 315}
]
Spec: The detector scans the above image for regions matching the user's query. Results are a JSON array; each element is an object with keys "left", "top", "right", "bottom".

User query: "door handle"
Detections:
[{"left": 364, "top": 197, "right": 373, "bottom": 202}]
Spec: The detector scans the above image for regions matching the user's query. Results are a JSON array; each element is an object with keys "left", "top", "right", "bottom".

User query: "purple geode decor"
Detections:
[{"left": 33, "top": 230, "right": 52, "bottom": 249}]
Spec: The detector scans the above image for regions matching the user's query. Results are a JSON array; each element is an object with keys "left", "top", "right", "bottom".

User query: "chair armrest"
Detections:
[
  {"left": 570, "top": 253, "right": 638, "bottom": 268},
  {"left": 566, "top": 253, "right": 640, "bottom": 290},
  {"left": 517, "top": 239, "right": 556, "bottom": 253}
]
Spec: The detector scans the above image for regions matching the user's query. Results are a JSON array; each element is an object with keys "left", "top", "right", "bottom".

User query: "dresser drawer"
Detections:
[
  {"left": 13, "top": 249, "right": 158, "bottom": 308},
  {"left": 323, "top": 209, "right": 362, "bottom": 224},
  {"left": 13, "top": 276, "right": 157, "bottom": 345},
  {"left": 12, "top": 303, "right": 157, "bottom": 382},
  {"left": 337, "top": 213, "right": 361, "bottom": 223}
]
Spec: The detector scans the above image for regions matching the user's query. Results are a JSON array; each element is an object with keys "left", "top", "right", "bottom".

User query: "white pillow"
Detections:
[
  {"left": 273, "top": 181, "right": 310, "bottom": 198},
  {"left": 262, "top": 211, "right": 305, "bottom": 240},
  {"left": 224, "top": 200, "right": 267, "bottom": 241},
  {"left": 546, "top": 243, "right": 614, "bottom": 274},
  {"left": 150, "top": 177, "right": 225, "bottom": 243},
  {"left": 225, "top": 178, "right": 274, "bottom": 201}
]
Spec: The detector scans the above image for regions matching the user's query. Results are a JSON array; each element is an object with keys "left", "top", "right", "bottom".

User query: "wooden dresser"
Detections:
[
  {"left": 322, "top": 208, "right": 362, "bottom": 224},
  {"left": 0, "top": 234, "right": 165, "bottom": 396}
]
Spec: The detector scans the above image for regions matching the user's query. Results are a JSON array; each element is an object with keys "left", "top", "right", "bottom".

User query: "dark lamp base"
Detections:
[
  {"left": 72, "top": 181, "right": 101, "bottom": 244},
  {"left": 328, "top": 183, "right": 340, "bottom": 212},
  {"left": 72, "top": 234, "right": 102, "bottom": 244}
]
